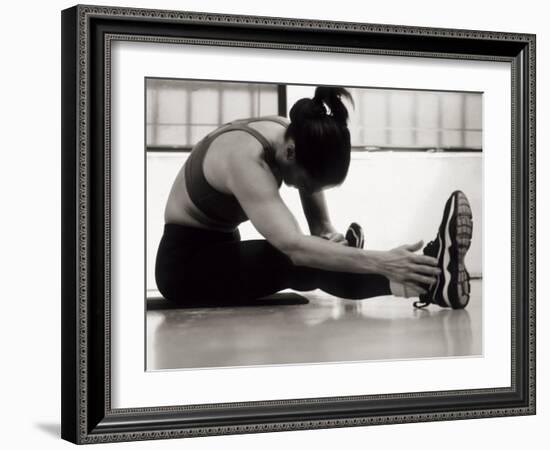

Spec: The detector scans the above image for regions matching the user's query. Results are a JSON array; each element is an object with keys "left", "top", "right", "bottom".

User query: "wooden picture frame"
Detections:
[{"left": 61, "top": 4, "right": 536, "bottom": 444}]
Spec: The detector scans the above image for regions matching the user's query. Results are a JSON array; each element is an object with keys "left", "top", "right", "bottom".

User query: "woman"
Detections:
[{"left": 155, "top": 86, "right": 473, "bottom": 309}]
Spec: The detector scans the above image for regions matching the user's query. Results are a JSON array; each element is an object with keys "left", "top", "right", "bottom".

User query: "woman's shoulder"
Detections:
[
  {"left": 230, "top": 115, "right": 288, "bottom": 126},
  {"left": 207, "top": 116, "right": 283, "bottom": 169},
  {"left": 207, "top": 128, "right": 267, "bottom": 165},
  {"left": 259, "top": 115, "right": 290, "bottom": 126},
  {"left": 221, "top": 132, "right": 277, "bottom": 176}
]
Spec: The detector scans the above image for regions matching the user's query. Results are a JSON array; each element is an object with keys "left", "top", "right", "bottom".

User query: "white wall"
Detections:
[{"left": 1, "top": 0, "right": 546, "bottom": 449}]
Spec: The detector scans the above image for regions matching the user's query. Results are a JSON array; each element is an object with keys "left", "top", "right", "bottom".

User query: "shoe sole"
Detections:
[{"left": 439, "top": 191, "right": 473, "bottom": 309}]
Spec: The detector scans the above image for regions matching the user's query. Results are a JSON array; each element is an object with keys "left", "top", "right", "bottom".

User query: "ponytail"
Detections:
[
  {"left": 286, "top": 86, "right": 354, "bottom": 186},
  {"left": 289, "top": 86, "right": 354, "bottom": 126},
  {"left": 312, "top": 86, "right": 354, "bottom": 125}
]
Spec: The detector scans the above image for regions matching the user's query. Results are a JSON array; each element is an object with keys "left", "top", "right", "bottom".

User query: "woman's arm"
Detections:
[
  {"left": 226, "top": 150, "right": 440, "bottom": 288},
  {"left": 299, "top": 189, "right": 345, "bottom": 243}
]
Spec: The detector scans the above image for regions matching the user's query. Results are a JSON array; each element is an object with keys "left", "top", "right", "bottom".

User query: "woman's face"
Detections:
[
  {"left": 278, "top": 138, "right": 334, "bottom": 193},
  {"left": 284, "top": 165, "right": 323, "bottom": 193}
]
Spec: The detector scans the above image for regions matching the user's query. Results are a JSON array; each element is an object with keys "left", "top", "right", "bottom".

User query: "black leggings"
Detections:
[{"left": 155, "top": 223, "right": 391, "bottom": 306}]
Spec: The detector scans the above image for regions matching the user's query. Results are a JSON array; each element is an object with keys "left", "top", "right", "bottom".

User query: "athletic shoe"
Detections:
[
  {"left": 413, "top": 190, "right": 473, "bottom": 309},
  {"left": 346, "top": 222, "right": 365, "bottom": 249}
]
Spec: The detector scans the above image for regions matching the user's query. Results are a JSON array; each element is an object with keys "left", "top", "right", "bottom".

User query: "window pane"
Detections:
[
  {"left": 146, "top": 79, "right": 279, "bottom": 148},
  {"left": 465, "top": 94, "right": 482, "bottom": 130},
  {"left": 156, "top": 88, "right": 188, "bottom": 124},
  {"left": 348, "top": 88, "right": 482, "bottom": 151}
]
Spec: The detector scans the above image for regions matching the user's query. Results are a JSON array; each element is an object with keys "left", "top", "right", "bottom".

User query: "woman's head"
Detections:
[{"left": 282, "top": 86, "right": 354, "bottom": 192}]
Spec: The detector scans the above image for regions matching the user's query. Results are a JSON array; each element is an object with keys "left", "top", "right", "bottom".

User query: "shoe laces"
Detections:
[{"left": 413, "top": 300, "right": 430, "bottom": 309}]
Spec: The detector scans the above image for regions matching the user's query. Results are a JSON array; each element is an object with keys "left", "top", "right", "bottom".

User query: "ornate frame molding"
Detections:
[{"left": 61, "top": 5, "right": 536, "bottom": 444}]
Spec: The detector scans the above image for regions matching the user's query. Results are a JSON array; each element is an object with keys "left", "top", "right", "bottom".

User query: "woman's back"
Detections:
[{"left": 164, "top": 116, "right": 289, "bottom": 231}]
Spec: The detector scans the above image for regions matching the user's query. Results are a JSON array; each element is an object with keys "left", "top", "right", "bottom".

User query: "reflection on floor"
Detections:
[{"left": 146, "top": 280, "right": 482, "bottom": 371}]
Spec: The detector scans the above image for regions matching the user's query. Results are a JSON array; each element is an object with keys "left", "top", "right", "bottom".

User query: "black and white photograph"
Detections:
[
  {"left": 145, "top": 79, "right": 482, "bottom": 370},
  {"left": 55, "top": 2, "right": 537, "bottom": 446}
]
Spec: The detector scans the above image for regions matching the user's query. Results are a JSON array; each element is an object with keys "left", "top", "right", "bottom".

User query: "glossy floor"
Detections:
[{"left": 146, "top": 280, "right": 482, "bottom": 370}]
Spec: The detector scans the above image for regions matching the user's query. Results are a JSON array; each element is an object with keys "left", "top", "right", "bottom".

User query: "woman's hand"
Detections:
[
  {"left": 319, "top": 229, "right": 348, "bottom": 245},
  {"left": 377, "top": 240, "right": 440, "bottom": 289}
]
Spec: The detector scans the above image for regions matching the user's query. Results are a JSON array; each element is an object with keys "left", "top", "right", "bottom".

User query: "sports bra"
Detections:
[{"left": 184, "top": 116, "right": 289, "bottom": 228}]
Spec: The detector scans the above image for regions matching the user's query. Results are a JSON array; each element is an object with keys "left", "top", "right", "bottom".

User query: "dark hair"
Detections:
[{"left": 285, "top": 86, "right": 354, "bottom": 187}]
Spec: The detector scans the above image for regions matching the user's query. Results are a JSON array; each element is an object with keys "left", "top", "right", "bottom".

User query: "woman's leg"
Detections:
[{"left": 184, "top": 237, "right": 391, "bottom": 303}]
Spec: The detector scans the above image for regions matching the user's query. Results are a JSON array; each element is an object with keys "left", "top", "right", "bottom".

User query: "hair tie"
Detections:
[{"left": 312, "top": 98, "right": 327, "bottom": 118}]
